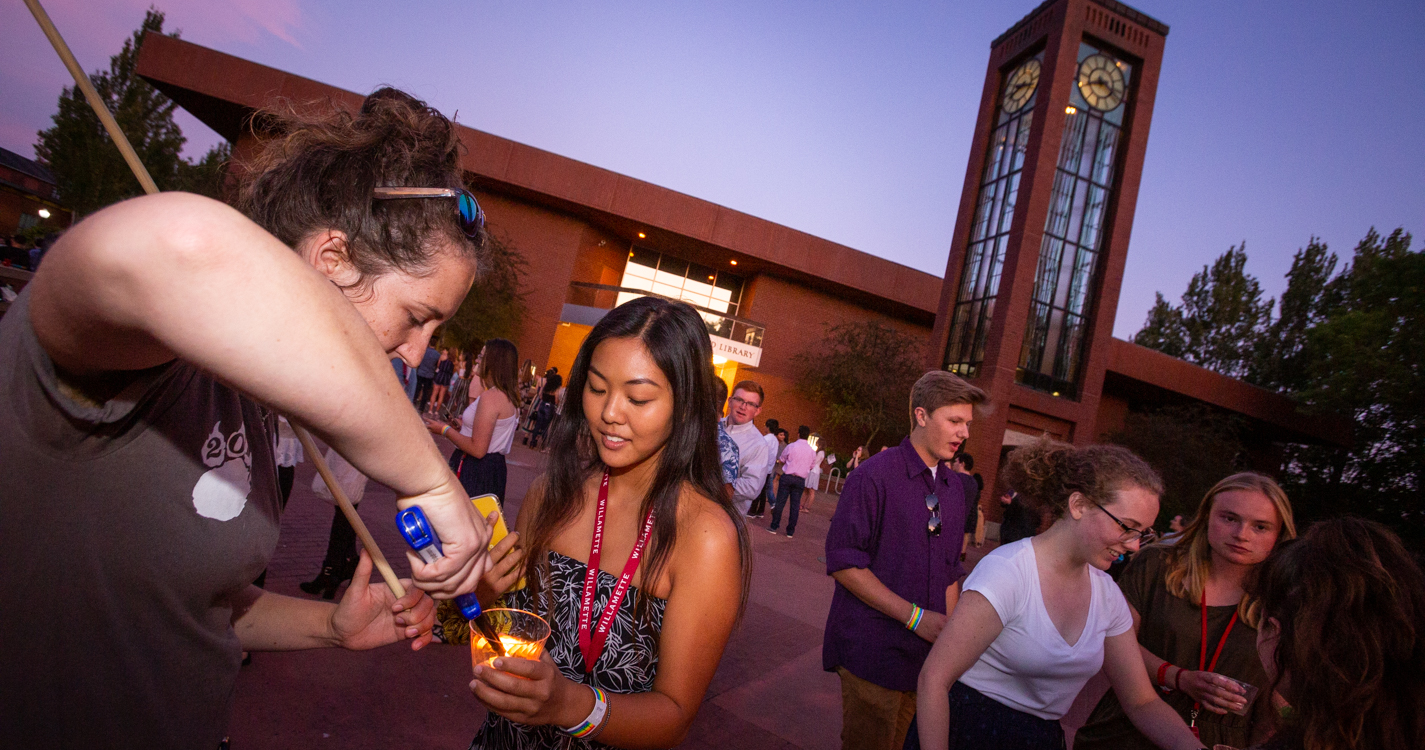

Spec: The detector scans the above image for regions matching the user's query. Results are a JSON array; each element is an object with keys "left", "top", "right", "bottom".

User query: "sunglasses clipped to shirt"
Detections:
[{"left": 372, "top": 186, "right": 486, "bottom": 239}]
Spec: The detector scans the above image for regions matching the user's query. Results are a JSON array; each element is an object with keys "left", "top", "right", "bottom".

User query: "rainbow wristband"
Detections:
[
  {"left": 563, "top": 685, "right": 609, "bottom": 739},
  {"left": 906, "top": 604, "right": 925, "bottom": 632}
]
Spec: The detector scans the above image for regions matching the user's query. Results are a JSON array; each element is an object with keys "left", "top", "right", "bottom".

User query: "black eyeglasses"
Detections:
[
  {"left": 728, "top": 395, "right": 761, "bottom": 409},
  {"left": 926, "top": 493, "right": 942, "bottom": 537},
  {"left": 372, "top": 186, "right": 486, "bottom": 239},
  {"left": 1091, "top": 500, "right": 1157, "bottom": 545}
]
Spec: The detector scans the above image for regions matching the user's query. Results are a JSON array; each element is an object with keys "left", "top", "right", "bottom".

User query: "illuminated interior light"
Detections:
[
  {"left": 37, "top": 208, "right": 52, "bottom": 219},
  {"left": 1065, "top": 106, "right": 1077, "bottom": 114},
  {"left": 712, "top": 355, "right": 728, "bottom": 365},
  {"left": 729, "top": 260, "right": 738, "bottom": 265},
  {"left": 638, "top": 232, "right": 646, "bottom": 239}
]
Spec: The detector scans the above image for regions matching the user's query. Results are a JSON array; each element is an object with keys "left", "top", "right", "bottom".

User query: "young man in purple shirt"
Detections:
[{"left": 822, "top": 371, "right": 986, "bottom": 750}]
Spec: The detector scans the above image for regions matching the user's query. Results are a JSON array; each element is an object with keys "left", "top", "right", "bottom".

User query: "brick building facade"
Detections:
[{"left": 133, "top": 10, "right": 1345, "bottom": 519}]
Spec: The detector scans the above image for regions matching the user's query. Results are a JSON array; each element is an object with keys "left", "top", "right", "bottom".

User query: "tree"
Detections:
[
  {"left": 440, "top": 232, "right": 529, "bottom": 353},
  {"left": 1132, "top": 292, "right": 1187, "bottom": 357},
  {"left": 1136, "top": 228, "right": 1425, "bottom": 550},
  {"left": 1281, "top": 228, "right": 1424, "bottom": 549},
  {"left": 33, "top": 8, "right": 230, "bottom": 216},
  {"left": 1249, "top": 237, "right": 1338, "bottom": 392},
  {"left": 1106, "top": 404, "right": 1246, "bottom": 526},
  {"left": 794, "top": 320, "right": 924, "bottom": 452},
  {"left": 1133, "top": 243, "right": 1272, "bottom": 379}
]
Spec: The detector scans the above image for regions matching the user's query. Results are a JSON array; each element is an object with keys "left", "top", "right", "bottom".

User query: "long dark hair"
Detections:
[
  {"left": 522, "top": 296, "right": 751, "bottom": 620},
  {"left": 1253, "top": 517, "right": 1425, "bottom": 750},
  {"left": 477, "top": 338, "right": 520, "bottom": 409}
]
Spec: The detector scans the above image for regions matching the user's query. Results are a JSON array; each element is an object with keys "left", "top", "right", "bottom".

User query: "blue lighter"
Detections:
[{"left": 396, "top": 506, "right": 506, "bottom": 655}]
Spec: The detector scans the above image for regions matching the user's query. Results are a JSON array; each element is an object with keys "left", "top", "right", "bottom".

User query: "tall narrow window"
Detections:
[
  {"left": 1017, "top": 42, "right": 1132, "bottom": 398},
  {"left": 943, "top": 53, "right": 1042, "bottom": 378}
]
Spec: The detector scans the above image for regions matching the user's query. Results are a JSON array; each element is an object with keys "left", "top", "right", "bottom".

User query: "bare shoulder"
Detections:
[{"left": 672, "top": 484, "right": 741, "bottom": 569}]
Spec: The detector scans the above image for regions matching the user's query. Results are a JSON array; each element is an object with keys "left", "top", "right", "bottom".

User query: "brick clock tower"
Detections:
[{"left": 929, "top": 0, "right": 1169, "bottom": 505}]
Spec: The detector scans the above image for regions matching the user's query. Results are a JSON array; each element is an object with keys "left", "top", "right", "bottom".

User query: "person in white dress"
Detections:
[{"left": 801, "top": 434, "right": 825, "bottom": 512}]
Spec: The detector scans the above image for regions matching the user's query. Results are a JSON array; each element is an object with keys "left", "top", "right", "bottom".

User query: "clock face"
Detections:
[
  {"left": 1002, "top": 59, "right": 1042, "bottom": 114},
  {"left": 1077, "top": 53, "right": 1126, "bottom": 111}
]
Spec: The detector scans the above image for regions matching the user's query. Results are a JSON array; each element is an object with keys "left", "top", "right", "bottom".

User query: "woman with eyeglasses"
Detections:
[
  {"left": 465, "top": 296, "right": 751, "bottom": 749},
  {"left": 911, "top": 438, "right": 1205, "bottom": 750},
  {"left": 0, "top": 87, "right": 492, "bottom": 748},
  {"left": 1075, "top": 473, "right": 1295, "bottom": 750}
]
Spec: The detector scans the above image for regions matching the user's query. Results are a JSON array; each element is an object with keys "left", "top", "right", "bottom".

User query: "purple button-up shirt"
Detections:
[{"left": 822, "top": 438, "right": 974, "bottom": 692}]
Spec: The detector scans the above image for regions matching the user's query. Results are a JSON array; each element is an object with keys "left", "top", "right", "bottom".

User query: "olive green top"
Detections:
[{"left": 1074, "top": 545, "right": 1273, "bottom": 750}]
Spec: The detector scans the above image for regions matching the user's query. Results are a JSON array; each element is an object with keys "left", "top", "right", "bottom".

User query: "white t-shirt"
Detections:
[{"left": 959, "top": 538, "right": 1133, "bottom": 720}]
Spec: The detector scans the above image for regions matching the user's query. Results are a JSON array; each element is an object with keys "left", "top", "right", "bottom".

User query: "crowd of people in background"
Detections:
[
  {"left": 386, "top": 340, "right": 1425, "bottom": 750},
  {"left": 5, "top": 60, "right": 1420, "bottom": 750}
]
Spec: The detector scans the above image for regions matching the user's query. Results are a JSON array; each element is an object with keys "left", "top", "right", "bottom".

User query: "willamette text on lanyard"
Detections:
[{"left": 577, "top": 471, "right": 657, "bottom": 674}]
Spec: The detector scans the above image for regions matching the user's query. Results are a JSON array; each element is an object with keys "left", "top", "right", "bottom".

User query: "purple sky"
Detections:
[{"left": 3, "top": 0, "right": 1421, "bottom": 338}]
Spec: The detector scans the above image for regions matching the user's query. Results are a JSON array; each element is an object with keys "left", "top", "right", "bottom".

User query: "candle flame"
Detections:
[{"left": 473, "top": 633, "right": 544, "bottom": 664}]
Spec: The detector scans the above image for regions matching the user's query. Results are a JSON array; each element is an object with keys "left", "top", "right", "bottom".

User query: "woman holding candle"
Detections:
[
  {"left": 426, "top": 338, "right": 521, "bottom": 506},
  {"left": 467, "top": 296, "right": 752, "bottom": 749},
  {"left": 0, "top": 87, "right": 491, "bottom": 747},
  {"left": 912, "top": 438, "right": 1205, "bottom": 750},
  {"left": 1074, "top": 473, "right": 1295, "bottom": 749}
]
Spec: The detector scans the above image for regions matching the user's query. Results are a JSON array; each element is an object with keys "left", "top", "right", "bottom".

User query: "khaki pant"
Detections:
[{"left": 838, "top": 667, "right": 917, "bottom": 750}]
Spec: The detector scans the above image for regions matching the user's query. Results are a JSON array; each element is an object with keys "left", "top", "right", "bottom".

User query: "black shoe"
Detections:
[{"left": 299, "top": 565, "right": 337, "bottom": 597}]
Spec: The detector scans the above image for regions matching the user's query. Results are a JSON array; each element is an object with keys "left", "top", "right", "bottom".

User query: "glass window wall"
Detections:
[
  {"left": 944, "top": 52, "right": 1042, "bottom": 379},
  {"left": 1016, "top": 42, "right": 1132, "bottom": 399}
]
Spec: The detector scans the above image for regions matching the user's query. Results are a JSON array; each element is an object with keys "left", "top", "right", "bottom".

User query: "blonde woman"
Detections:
[{"left": 1074, "top": 473, "right": 1296, "bottom": 750}]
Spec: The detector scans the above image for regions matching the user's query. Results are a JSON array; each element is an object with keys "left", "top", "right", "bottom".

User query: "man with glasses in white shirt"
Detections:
[{"left": 722, "top": 380, "right": 770, "bottom": 515}]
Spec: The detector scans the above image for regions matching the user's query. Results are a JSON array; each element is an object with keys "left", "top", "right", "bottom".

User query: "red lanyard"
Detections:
[
  {"left": 577, "top": 471, "right": 656, "bottom": 674},
  {"left": 1190, "top": 591, "right": 1240, "bottom": 734}
]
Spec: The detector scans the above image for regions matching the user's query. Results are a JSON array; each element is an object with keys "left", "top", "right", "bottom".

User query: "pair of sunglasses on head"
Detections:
[{"left": 372, "top": 186, "right": 485, "bottom": 239}]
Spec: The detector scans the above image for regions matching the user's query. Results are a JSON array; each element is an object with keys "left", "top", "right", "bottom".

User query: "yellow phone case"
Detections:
[
  {"left": 470, "top": 493, "right": 526, "bottom": 590},
  {"left": 470, "top": 493, "right": 509, "bottom": 548}
]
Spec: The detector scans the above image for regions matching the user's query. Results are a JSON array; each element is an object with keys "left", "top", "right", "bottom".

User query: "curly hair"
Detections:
[
  {"left": 234, "top": 86, "right": 483, "bottom": 286},
  {"left": 1162, "top": 472, "right": 1296, "bottom": 627},
  {"left": 1002, "top": 436, "right": 1163, "bottom": 518},
  {"left": 1253, "top": 517, "right": 1425, "bottom": 750}
]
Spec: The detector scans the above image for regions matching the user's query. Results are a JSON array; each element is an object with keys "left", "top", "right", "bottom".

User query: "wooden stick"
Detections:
[
  {"left": 291, "top": 424, "right": 406, "bottom": 599},
  {"left": 23, "top": 0, "right": 404, "bottom": 599},
  {"left": 22, "top": 0, "right": 161, "bottom": 196}
]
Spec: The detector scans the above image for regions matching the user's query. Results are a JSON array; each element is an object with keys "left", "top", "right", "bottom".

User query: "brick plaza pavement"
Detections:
[{"left": 230, "top": 443, "right": 1102, "bottom": 748}]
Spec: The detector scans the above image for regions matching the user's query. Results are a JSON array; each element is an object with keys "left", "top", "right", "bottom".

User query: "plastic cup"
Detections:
[
  {"left": 470, "top": 608, "right": 551, "bottom": 672},
  {"left": 1220, "top": 675, "right": 1260, "bottom": 716}
]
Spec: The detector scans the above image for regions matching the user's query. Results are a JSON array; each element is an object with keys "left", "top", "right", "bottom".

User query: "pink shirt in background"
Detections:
[{"left": 779, "top": 439, "right": 817, "bottom": 478}]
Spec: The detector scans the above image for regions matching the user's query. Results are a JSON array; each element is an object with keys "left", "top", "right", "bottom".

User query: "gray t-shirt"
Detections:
[{"left": 0, "top": 288, "right": 282, "bottom": 748}]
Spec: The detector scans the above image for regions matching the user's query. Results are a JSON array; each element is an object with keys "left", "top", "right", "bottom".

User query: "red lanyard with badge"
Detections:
[
  {"left": 578, "top": 470, "right": 656, "bottom": 675},
  {"left": 1189, "top": 591, "right": 1239, "bottom": 738}
]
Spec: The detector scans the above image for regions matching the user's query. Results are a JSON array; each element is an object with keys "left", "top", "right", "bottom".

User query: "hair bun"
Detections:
[{"left": 1003, "top": 436, "right": 1161, "bottom": 518}]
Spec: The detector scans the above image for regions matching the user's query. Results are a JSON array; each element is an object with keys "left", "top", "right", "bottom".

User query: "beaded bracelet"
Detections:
[
  {"left": 905, "top": 604, "right": 925, "bottom": 632},
  {"left": 563, "top": 685, "right": 609, "bottom": 739}
]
